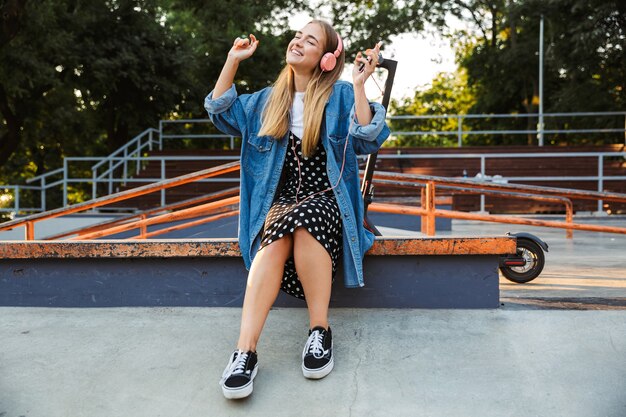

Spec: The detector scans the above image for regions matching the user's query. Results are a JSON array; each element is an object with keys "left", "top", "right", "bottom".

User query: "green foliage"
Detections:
[
  {"left": 326, "top": 0, "right": 438, "bottom": 52},
  {"left": 0, "top": 0, "right": 194, "bottom": 184},
  {"left": 453, "top": 0, "right": 625, "bottom": 145},
  {"left": 389, "top": 70, "right": 476, "bottom": 147},
  {"left": 0, "top": 0, "right": 310, "bottom": 209},
  {"left": 164, "top": 0, "right": 311, "bottom": 137},
  {"left": 1, "top": 0, "right": 624, "bottom": 211},
  {"left": 71, "top": 1, "right": 196, "bottom": 150},
  {"left": 389, "top": 0, "right": 625, "bottom": 147}
]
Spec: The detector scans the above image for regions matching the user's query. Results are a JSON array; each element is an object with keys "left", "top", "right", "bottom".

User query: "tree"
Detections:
[
  {"left": 1, "top": 0, "right": 322, "bottom": 210},
  {"left": 389, "top": 70, "right": 476, "bottom": 147},
  {"left": 69, "top": 1, "right": 196, "bottom": 151},
  {"left": 4, "top": 0, "right": 622, "bottom": 198},
  {"left": 324, "top": 0, "right": 440, "bottom": 52},
  {"left": 389, "top": 0, "right": 625, "bottom": 146},
  {"left": 0, "top": 1, "right": 197, "bottom": 183},
  {"left": 168, "top": 0, "right": 312, "bottom": 108},
  {"left": 456, "top": 0, "right": 626, "bottom": 145}
]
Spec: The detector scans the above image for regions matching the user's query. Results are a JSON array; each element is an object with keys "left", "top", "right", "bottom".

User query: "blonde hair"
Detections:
[{"left": 257, "top": 19, "right": 345, "bottom": 157}]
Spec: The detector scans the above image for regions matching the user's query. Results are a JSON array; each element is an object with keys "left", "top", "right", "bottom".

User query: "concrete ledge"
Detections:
[
  {"left": 0, "top": 237, "right": 515, "bottom": 309},
  {"left": 0, "top": 236, "right": 516, "bottom": 258}
]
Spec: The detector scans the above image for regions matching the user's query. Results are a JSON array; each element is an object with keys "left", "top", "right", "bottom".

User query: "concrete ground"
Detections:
[
  {"left": 1, "top": 216, "right": 625, "bottom": 416},
  {"left": 448, "top": 216, "right": 626, "bottom": 308}
]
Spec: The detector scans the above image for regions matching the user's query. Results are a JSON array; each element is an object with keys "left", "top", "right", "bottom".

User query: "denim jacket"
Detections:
[{"left": 204, "top": 80, "right": 390, "bottom": 288}]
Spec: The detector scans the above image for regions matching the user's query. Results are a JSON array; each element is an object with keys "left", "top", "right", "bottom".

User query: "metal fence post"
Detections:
[
  {"left": 92, "top": 168, "right": 98, "bottom": 201},
  {"left": 41, "top": 177, "right": 46, "bottom": 212},
  {"left": 480, "top": 156, "right": 486, "bottom": 212},
  {"left": 565, "top": 200, "right": 574, "bottom": 239},
  {"left": 457, "top": 116, "right": 462, "bottom": 147},
  {"left": 25, "top": 220, "right": 34, "bottom": 240},
  {"left": 230, "top": 136, "right": 234, "bottom": 149},
  {"left": 139, "top": 213, "right": 147, "bottom": 238},
  {"left": 161, "top": 158, "right": 166, "bottom": 206},
  {"left": 597, "top": 155, "right": 604, "bottom": 214},
  {"left": 424, "top": 181, "right": 436, "bottom": 236},
  {"left": 63, "top": 159, "right": 68, "bottom": 206},
  {"left": 123, "top": 148, "right": 128, "bottom": 186},
  {"left": 108, "top": 159, "right": 113, "bottom": 195},
  {"left": 420, "top": 187, "right": 427, "bottom": 234},
  {"left": 159, "top": 121, "right": 163, "bottom": 150},
  {"left": 137, "top": 136, "right": 142, "bottom": 174},
  {"left": 14, "top": 186, "right": 20, "bottom": 213}
]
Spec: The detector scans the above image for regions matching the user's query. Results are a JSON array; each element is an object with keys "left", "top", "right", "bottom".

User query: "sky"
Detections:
[{"left": 288, "top": 14, "right": 458, "bottom": 102}]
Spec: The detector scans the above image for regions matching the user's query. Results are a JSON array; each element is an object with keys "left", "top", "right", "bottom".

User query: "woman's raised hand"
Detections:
[
  {"left": 352, "top": 41, "right": 382, "bottom": 86},
  {"left": 228, "top": 34, "right": 259, "bottom": 62}
]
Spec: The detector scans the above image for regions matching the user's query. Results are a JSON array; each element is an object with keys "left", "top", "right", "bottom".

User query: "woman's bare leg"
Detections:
[
  {"left": 292, "top": 227, "right": 332, "bottom": 330},
  {"left": 237, "top": 234, "right": 293, "bottom": 351}
]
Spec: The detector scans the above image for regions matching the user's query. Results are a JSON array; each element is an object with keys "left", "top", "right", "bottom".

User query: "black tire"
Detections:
[{"left": 500, "top": 238, "right": 545, "bottom": 283}]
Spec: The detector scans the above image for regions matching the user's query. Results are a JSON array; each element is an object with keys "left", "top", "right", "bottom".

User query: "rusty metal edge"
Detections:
[
  {"left": 371, "top": 171, "right": 626, "bottom": 202},
  {"left": 46, "top": 187, "right": 241, "bottom": 240},
  {"left": 0, "top": 236, "right": 516, "bottom": 259}
]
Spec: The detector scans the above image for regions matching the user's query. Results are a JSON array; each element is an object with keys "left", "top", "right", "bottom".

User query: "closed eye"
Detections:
[{"left": 295, "top": 31, "right": 319, "bottom": 46}]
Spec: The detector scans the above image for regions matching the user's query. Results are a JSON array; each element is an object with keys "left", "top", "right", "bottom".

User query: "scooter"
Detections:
[
  {"left": 359, "top": 56, "right": 548, "bottom": 285},
  {"left": 499, "top": 232, "right": 548, "bottom": 283}
]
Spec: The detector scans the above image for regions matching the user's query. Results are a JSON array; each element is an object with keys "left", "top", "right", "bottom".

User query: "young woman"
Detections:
[{"left": 204, "top": 19, "right": 389, "bottom": 399}]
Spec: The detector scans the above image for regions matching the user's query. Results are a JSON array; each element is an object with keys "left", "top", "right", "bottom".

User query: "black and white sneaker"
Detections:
[
  {"left": 219, "top": 349, "right": 258, "bottom": 399},
  {"left": 302, "top": 326, "right": 333, "bottom": 379}
]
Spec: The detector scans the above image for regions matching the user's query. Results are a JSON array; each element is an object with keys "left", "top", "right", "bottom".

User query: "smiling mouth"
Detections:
[{"left": 290, "top": 49, "right": 303, "bottom": 57}]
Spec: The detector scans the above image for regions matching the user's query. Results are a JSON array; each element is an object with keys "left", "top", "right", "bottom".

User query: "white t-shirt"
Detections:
[{"left": 290, "top": 91, "right": 305, "bottom": 139}]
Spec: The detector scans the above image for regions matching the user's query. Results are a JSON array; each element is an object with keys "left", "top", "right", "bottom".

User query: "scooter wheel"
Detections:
[{"left": 500, "top": 238, "right": 545, "bottom": 283}]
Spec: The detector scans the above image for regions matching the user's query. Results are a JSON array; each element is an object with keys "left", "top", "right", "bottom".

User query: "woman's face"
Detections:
[{"left": 286, "top": 22, "right": 326, "bottom": 74}]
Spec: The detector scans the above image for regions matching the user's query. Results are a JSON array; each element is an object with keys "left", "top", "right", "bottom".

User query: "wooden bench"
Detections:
[{"left": 0, "top": 236, "right": 515, "bottom": 309}]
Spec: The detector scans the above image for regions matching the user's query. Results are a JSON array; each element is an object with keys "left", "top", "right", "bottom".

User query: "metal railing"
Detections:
[
  {"left": 373, "top": 151, "right": 626, "bottom": 213},
  {"left": 0, "top": 161, "right": 241, "bottom": 240},
  {"left": 1, "top": 112, "right": 624, "bottom": 215},
  {"left": 44, "top": 187, "right": 241, "bottom": 240},
  {"left": 91, "top": 127, "right": 159, "bottom": 199},
  {"left": 4, "top": 162, "right": 626, "bottom": 241},
  {"left": 388, "top": 111, "right": 626, "bottom": 147},
  {"left": 161, "top": 112, "right": 626, "bottom": 148},
  {"left": 5, "top": 128, "right": 161, "bottom": 214},
  {"left": 369, "top": 172, "right": 626, "bottom": 238},
  {"left": 159, "top": 119, "right": 236, "bottom": 150},
  {"left": 0, "top": 185, "right": 41, "bottom": 213},
  {"left": 0, "top": 156, "right": 241, "bottom": 214}
]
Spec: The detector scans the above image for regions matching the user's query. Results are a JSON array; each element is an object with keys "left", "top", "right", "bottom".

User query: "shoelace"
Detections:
[
  {"left": 303, "top": 330, "right": 325, "bottom": 358},
  {"left": 221, "top": 350, "right": 249, "bottom": 383}
]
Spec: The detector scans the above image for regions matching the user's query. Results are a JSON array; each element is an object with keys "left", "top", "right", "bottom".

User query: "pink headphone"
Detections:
[{"left": 319, "top": 33, "right": 343, "bottom": 72}]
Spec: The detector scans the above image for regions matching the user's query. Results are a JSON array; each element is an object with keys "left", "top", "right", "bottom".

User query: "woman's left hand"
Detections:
[{"left": 352, "top": 41, "right": 382, "bottom": 86}]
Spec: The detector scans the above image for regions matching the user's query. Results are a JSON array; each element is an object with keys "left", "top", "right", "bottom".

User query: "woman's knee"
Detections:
[
  {"left": 293, "top": 228, "right": 331, "bottom": 265},
  {"left": 257, "top": 234, "right": 293, "bottom": 263}
]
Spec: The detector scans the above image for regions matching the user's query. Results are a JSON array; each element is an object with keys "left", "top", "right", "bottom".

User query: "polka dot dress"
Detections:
[{"left": 258, "top": 132, "right": 343, "bottom": 300}]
